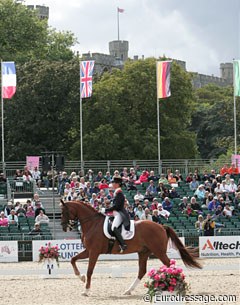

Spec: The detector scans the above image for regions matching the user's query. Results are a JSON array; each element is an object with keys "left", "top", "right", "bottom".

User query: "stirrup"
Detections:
[{"left": 119, "top": 244, "right": 127, "bottom": 253}]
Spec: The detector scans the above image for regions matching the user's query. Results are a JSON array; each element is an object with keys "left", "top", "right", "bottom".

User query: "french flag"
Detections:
[{"left": 1, "top": 62, "right": 16, "bottom": 99}]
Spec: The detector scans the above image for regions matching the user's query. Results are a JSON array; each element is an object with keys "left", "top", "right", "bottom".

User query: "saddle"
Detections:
[{"left": 103, "top": 216, "right": 135, "bottom": 240}]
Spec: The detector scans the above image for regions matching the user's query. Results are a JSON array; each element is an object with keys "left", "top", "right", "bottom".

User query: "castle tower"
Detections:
[
  {"left": 109, "top": 40, "right": 129, "bottom": 62},
  {"left": 220, "top": 63, "right": 233, "bottom": 84}
]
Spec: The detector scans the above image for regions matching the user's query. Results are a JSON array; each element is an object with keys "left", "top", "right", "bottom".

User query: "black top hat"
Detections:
[{"left": 112, "top": 175, "right": 122, "bottom": 185}]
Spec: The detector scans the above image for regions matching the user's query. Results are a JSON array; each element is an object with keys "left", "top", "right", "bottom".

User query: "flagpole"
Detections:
[
  {"left": 0, "top": 60, "right": 5, "bottom": 176},
  {"left": 156, "top": 62, "right": 161, "bottom": 174},
  {"left": 233, "top": 60, "right": 237, "bottom": 155},
  {"left": 117, "top": 8, "right": 120, "bottom": 40},
  {"left": 80, "top": 63, "right": 83, "bottom": 172}
]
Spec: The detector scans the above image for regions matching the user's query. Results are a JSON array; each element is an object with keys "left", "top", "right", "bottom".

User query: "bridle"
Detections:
[{"left": 61, "top": 204, "right": 103, "bottom": 230}]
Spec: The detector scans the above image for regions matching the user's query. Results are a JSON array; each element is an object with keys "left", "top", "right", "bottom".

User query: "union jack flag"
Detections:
[{"left": 80, "top": 60, "right": 95, "bottom": 98}]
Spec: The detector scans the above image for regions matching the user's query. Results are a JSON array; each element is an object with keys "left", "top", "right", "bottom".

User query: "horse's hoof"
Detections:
[
  {"left": 123, "top": 290, "right": 131, "bottom": 295},
  {"left": 80, "top": 275, "right": 86, "bottom": 283},
  {"left": 81, "top": 289, "right": 89, "bottom": 296}
]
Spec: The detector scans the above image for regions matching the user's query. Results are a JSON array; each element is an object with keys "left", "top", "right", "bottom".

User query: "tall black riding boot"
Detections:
[{"left": 113, "top": 227, "right": 127, "bottom": 253}]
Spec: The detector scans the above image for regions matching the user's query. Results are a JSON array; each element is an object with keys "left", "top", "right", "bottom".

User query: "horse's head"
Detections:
[{"left": 60, "top": 200, "right": 75, "bottom": 232}]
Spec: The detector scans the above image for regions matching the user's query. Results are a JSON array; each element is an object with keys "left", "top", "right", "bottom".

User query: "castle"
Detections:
[{"left": 28, "top": 4, "right": 233, "bottom": 89}]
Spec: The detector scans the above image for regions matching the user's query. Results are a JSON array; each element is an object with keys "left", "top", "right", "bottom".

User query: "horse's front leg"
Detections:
[
  {"left": 71, "top": 249, "right": 89, "bottom": 282},
  {"left": 82, "top": 252, "right": 99, "bottom": 296}
]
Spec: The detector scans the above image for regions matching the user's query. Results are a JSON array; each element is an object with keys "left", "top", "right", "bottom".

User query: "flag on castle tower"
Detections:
[
  {"left": 156, "top": 61, "right": 171, "bottom": 99},
  {"left": 80, "top": 61, "right": 95, "bottom": 98},
  {"left": 233, "top": 60, "right": 240, "bottom": 96},
  {"left": 1, "top": 61, "right": 16, "bottom": 99},
  {"left": 118, "top": 7, "right": 124, "bottom": 13}
]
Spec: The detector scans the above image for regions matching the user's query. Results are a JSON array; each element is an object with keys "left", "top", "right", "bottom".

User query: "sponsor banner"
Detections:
[
  {"left": 0, "top": 241, "right": 18, "bottom": 262},
  {"left": 200, "top": 236, "right": 240, "bottom": 258},
  {"left": 33, "top": 238, "right": 184, "bottom": 262},
  {"left": 26, "top": 156, "right": 40, "bottom": 171}
]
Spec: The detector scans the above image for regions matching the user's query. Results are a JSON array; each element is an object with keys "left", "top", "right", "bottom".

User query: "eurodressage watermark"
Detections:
[{"left": 143, "top": 293, "right": 238, "bottom": 303}]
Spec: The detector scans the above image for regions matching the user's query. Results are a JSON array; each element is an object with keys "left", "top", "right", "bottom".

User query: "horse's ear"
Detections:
[{"left": 60, "top": 199, "right": 66, "bottom": 207}]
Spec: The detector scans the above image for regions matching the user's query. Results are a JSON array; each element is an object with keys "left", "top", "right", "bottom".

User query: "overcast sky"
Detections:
[{"left": 24, "top": 0, "right": 239, "bottom": 76}]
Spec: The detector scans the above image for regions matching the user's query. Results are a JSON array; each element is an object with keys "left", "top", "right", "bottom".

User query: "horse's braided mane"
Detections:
[{"left": 69, "top": 200, "right": 105, "bottom": 217}]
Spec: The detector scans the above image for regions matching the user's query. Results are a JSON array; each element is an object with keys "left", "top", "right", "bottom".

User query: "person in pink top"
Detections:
[
  {"left": 139, "top": 170, "right": 149, "bottom": 183},
  {"left": 0, "top": 211, "right": 8, "bottom": 227}
]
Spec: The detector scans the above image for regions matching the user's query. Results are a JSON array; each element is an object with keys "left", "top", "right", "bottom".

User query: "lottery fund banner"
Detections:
[
  {"left": 199, "top": 236, "right": 240, "bottom": 258},
  {"left": 0, "top": 241, "right": 18, "bottom": 262}
]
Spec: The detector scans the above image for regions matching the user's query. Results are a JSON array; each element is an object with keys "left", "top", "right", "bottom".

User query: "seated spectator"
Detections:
[
  {"left": 16, "top": 204, "right": 26, "bottom": 217},
  {"left": 34, "top": 203, "right": 46, "bottom": 218},
  {"left": 84, "top": 181, "right": 93, "bottom": 198},
  {"left": 157, "top": 203, "right": 170, "bottom": 219},
  {"left": 127, "top": 177, "right": 137, "bottom": 191},
  {"left": 107, "top": 188, "right": 114, "bottom": 200},
  {"left": 208, "top": 197, "right": 220, "bottom": 212},
  {"left": 184, "top": 203, "right": 197, "bottom": 217},
  {"left": 14, "top": 169, "right": 22, "bottom": 180},
  {"left": 134, "top": 215, "right": 140, "bottom": 221},
  {"left": 91, "top": 182, "right": 100, "bottom": 194},
  {"left": 179, "top": 196, "right": 188, "bottom": 211},
  {"left": 104, "top": 171, "right": 112, "bottom": 183},
  {"left": 127, "top": 206, "right": 135, "bottom": 220},
  {"left": 150, "top": 198, "right": 159, "bottom": 211},
  {"left": 139, "top": 170, "right": 149, "bottom": 184},
  {"left": 193, "top": 169, "right": 201, "bottom": 181},
  {"left": 94, "top": 171, "right": 103, "bottom": 182},
  {"left": 169, "top": 187, "right": 179, "bottom": 199},
  {"left": 228, "top": 163, "right": 239, "bottom": 176},
  {"left": 218, "top": 197, "right": 226, "bottom": 209},
  {"left": 135, "top": 205, "right": 144, "bottom": 219},
  {"left": 225, "top": 174, "right": 231, "bottom": 186},
  {"left": 148, "top": 171, "right": 159, "bottom": 182},
  {"left": 228, "top": 179, "right": 237, "bottom": 193},
  {"left": 220, "top": 164, "right": 229, "bottom": 177},
  {"left": 85, "top": 169, "right": 94, "bottom": 183},
  {"left": 152, "top": 209, "right": 161, "bottom": 224},
  {"left": 189, "top": 177, "right": 199, "bottom": 191},
  {"left": 186, "top": 172, "right": 193, "bottom": 183},
  {"left": 143, "top": 199, "right": 150, "bottom": 209},
  {"left": 146, "top": 180, "right": 157, "bottom": 197},
  {"left": 7, "top": 209, "right": 18, "bottom": 224},
  {"left": 174, "top": 170, "right": 183, "bottom": 182},
  {"left": 214, "top": 182, "right": 222, "bottom": 194},
  {"left": 209, "top": 169, "right": 216, "bottom": 183},
  {"left": 29, "top": 222, "right": 42, "bottom": 235},
  {"left": 195, "top": 215, "right": 204, "bottom": 234},
  {"left": 162, "top": 197, "right": 173, "bottom": 212},
  {"left": 157, "top": 182, "right": 169, "bottom": 199},
  {"left": 168, "top": 173, "right": 177, "bottom": 185},
  {"left": 202, "top": 170, "right": 210, "bottom": 182},
  {"left": 204, "top": 180, "right": 212, "bottom": 193},
  {"left": 26, "top": 206, "right": 35, "bottom": 218},
  {"left": 144, "top": 190, "right": 154, "bottom": 202},
  {"left": 222, "top": 191, "right": 233, "bottom": 204},
  {"left": 233, "top": 192, "right": 240, "bottom": 209},
  {"left": 194, "top": 185, "right": 206, "bottom": 202},
  {"left": 134, "top": 190, "right": 144, "bottom": 202},
  {"left": 0, "top": 211, "right": 8, "bottom": 226},
  {"left": 158, "top": 174, "right": 169, "bottom": 185},
  {"left": 141, "top": 208, "right": 152, "bottom": 221},
  {"left": 214, "top": 205, "right": 223, "bottom": 217},
  {"left": 35, "top": 210, "right": 50, "bottom": 224},
  {"left": 216, "top": 174, "right": 222, "bottom": 183},
  {"left": 222, "top": 203, "right": 233, "bottom": 218},
  {"left": 190, "top": 197, "right": 202, "bottom": 213},
  {"left": 128, "top": 167, "right": 138, "bottom": 181}
]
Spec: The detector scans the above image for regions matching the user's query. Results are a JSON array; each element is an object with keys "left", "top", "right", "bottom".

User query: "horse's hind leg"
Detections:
[
  {"left": 124, "top": 249, "right": 151, "bottom": 295},
  {"left": 71, "top": 249, "right": 89, "bottom": 282}
]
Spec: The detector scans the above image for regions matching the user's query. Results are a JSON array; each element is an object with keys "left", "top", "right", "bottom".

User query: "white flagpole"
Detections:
[
  {"left": 117, "top": 8, "right": 120, "bottom": 40},
  {"left": 233, "top": 60, "right": 237, "bottom": 155},
  {"left": 0, "top": 60, "right": 5, "bottom": 176},
  {"left": 80, "top": 62, "right": 83, "bottom": 171},
  {"left": 156, "top": 62, "right": 161, "bottom": 174}
]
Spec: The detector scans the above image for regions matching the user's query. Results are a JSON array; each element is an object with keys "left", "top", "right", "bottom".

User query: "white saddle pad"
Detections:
[{"left": 103, "top": 216, "right": 135, "bottom": 240}]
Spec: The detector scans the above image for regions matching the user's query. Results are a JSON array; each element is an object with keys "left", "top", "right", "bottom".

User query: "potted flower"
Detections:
[
  {"left": 144, "top": 259, "right": 188, "bottom": 304},
  {"left": 39, "top": 242, "right": 60, "bottom": 275}
]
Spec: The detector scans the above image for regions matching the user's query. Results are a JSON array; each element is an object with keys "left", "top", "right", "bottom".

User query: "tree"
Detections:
[
  {"left": 191, "top": 84, "right": 239, "bottom": 159},
  {"left": 70, "top": 58, "right": 197, "bottom": 160}
]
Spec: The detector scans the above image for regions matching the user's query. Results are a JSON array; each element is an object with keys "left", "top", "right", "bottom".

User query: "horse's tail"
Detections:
[{"left": 163, "top": 225, "right": 202, "bottom": 269}]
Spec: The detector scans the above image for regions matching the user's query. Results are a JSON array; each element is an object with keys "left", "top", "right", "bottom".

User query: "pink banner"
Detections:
[
  {"left": 231, "top": 154, "right": 240, "bottom": 170},
  {"left": 26, "top": 156, "right": 40, "bottom": 170}
]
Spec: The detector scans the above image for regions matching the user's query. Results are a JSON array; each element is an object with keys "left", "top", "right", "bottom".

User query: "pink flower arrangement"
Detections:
[
  {"left": 144, "top": 259, "right": 188, "bottom": 301},
  {"left": 39, "top": 242, "right": 60, "bottom": 266}
]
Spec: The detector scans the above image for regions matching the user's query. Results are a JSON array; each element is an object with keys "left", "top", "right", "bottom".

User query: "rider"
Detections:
[{"left": 105, "top": 175, "right": 129, "bottom": 253}]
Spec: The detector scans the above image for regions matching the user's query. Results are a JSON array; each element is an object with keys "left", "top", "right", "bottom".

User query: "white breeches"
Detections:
[{"left": 111, "top": 211, "right": 123, "bottom": 231}]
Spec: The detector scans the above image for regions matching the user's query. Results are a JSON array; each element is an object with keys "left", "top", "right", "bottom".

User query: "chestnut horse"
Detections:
[{"left": 61, "top": 200, "right": 201, "bottom": 296}]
